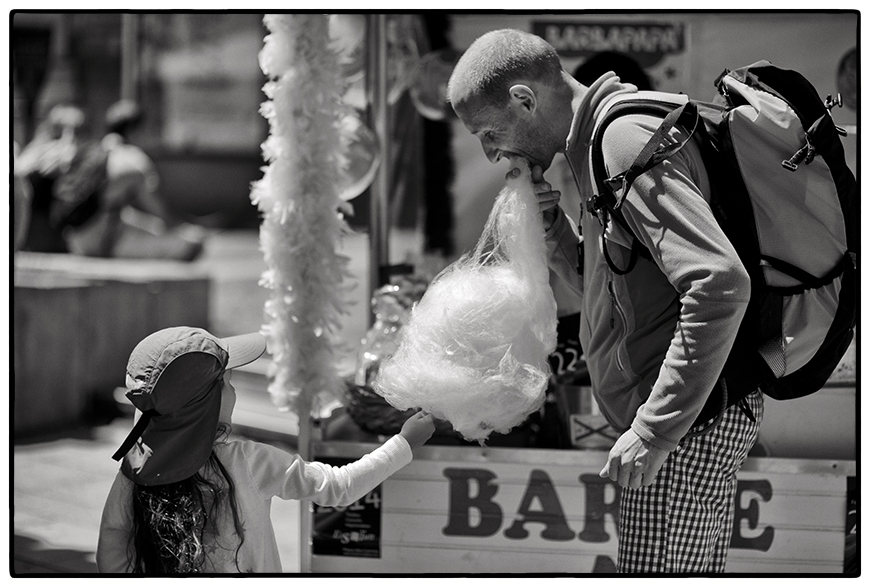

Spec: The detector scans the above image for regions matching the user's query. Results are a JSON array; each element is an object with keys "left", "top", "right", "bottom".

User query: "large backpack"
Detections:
[{"left": 588, "top": 61, "right": 857, "bottom": 426}]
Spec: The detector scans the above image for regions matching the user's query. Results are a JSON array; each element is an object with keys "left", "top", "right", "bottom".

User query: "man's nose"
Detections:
[{"left": 483, "top": 143, "right": 501, "bottom": 164}]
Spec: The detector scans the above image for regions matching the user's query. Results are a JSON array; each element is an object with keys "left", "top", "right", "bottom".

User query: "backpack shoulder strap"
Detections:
[{"left": 589, "top": 96, "right": 701, "bottom": 274}]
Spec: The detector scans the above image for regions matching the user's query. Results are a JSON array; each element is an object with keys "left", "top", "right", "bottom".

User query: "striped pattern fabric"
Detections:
[{"left": 617, "top": 391, "right": 763, "bottom": 573}]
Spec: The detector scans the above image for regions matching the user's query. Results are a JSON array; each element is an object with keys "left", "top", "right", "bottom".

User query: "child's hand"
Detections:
[{"left": 399, "top": 411, "right": 436, "bottom": 450}]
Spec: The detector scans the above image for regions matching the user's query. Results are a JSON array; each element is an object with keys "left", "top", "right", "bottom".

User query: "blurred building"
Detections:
[
  {"left": 12, "top": 11, "right": 857, "bottom": 247},
  {"left": 12, "top": 13, "right": 269, "bottom": 228},
  {"left": 11, "top": 13, "right": 436, "bottom": 235}
]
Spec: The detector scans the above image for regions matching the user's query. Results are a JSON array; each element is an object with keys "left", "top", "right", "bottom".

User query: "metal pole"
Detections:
[
  {"left": 301, "top": 16, "right": 390, "bottom": 571},
  {"left": 120, "top": 14, "right": 140, "bottom": 101},
  {"left": 302, "top": 16, "right": 386, "bottom": 572},
  {"left": 297, "top": 395, "right": 312, "bottom": 572},
  {"left": 34, "top": 14, "right": 76, "bottom": 120},
  {"left": 367, "top": 14, "right": 391, "bottom": 323}
]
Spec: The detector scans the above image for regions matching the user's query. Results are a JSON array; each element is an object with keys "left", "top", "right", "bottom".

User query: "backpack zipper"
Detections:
[{"left": 609, "top": 280, "right": 615, "bottom": 328}]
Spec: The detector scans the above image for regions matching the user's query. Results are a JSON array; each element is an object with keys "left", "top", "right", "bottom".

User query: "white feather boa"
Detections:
[{"left": 251, "top": 14, "right": 354, "bottom": 415}]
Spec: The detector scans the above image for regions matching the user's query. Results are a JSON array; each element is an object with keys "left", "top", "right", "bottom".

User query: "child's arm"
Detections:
[
  {"left": 242, "top": 412, "right": 435, "bottom": 507},
  {"left": 96, "top": 471, "right": 134, "bottom": 573}
]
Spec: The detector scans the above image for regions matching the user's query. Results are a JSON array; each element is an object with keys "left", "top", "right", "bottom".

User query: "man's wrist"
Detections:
[{"left": 542, "top": 206, "right": 559, "bottom": 232}]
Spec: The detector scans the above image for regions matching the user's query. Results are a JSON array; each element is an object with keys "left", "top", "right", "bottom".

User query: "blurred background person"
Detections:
[
  {"left": 63, "top": 99, "right": 208, "bottom": 261},
  {"left": 15, "top": 103, "right": 86, "bottom": 253},
  {"left": 13, "top": 141, "right": 33, "bottom": 252}
]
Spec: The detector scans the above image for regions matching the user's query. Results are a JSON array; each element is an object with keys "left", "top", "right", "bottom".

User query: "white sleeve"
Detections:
[
  {"left": 241, "top": 435, "right": 413, "bottom": 507},
  {"left": 96, "top": 471, "right": 134, "bottom": 573}
]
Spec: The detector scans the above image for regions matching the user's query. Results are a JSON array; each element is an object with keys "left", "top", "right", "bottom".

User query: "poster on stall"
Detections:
[
  {"left": 311, "top": 458, "right": 383, "bottom": 558},
  {"left": 531, "top": 19, "right": 688, "bottom": 93}
]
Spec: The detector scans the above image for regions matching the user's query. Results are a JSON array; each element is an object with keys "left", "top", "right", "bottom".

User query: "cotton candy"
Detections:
[{"left": 374, "top": 160, "right": 558, "bottom": 442}]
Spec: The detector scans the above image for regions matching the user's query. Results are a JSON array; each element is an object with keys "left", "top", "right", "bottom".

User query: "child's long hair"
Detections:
[{"left": 128, "top": 425, "right": 244, "bottom": 573}]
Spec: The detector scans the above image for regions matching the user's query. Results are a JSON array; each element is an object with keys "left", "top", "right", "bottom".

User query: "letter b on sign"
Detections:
[{"left": 443, "top": 468, "right": 503, "bottom": 536}]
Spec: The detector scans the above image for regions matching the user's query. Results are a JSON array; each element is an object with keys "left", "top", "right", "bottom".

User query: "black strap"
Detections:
[
  {"left": 601, "top": 230, "right": 640, "bottom": 275},
  {"left": 590, "top": 99, "right": 702, "bottom": 276},
  {"left": 111, "top": 409, "right": 159, "bottom": 461},
  {"left": 684, "top": 378, "right": 729, "bottom": 438},
  {"left": 607, "top": 101, "right": 701, "bottom": 211},
  {"left": 762, "top": 252, "right": 854, "bottom": 295}
]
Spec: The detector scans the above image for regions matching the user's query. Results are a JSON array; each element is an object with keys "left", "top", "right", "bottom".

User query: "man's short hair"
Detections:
[{"left": 447, "top": 29, "right": 564, "bottom": 109}]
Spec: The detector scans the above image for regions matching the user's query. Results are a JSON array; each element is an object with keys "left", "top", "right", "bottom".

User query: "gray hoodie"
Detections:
[{"left": 546, "top": 73, "right": 750, "bottom": 451}]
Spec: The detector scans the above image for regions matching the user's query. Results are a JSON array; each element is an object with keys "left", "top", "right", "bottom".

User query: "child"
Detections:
[{"left": 97, "top": 326, "right": 435, "bottom": 574}]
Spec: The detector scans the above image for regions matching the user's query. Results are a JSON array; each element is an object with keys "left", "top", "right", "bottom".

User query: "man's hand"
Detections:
[
  {"left": 506, "top": 163, "right": 561, "bottom": 228},
  {"left": 599, "top": 428, "right": 671, "bottom": 489}
]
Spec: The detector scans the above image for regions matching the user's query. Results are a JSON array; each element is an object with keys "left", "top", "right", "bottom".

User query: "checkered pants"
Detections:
[{"left": 617, "top": 391, "right": 763, "bottom": 573}]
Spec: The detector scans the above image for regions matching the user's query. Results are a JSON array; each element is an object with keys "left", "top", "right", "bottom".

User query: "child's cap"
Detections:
[{"left": 111, "top": 326, "right": 267, "bottom": 486}]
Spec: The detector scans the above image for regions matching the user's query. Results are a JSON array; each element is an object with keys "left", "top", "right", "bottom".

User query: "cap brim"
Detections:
[{"left": 220, "top": 332, "right": 267, "bottom": 370}]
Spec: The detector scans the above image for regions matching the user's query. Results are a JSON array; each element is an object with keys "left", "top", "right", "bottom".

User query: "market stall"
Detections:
[
  {"left": 308, "top": 440, "right": 854, "bottom": 573},
  {"left": 250, "top": 13, "right": 857, "bottom": 575},
  {"left": 307, "top": 332, "right": 856, "bottom": 573}
]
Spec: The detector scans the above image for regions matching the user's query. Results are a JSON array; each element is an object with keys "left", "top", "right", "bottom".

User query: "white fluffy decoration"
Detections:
[
  {"left": 251, "top": 14, "right": 354, "bottom": 415},
  {"left": 374, "top": 161, "right": 558, "bottom": 443}
]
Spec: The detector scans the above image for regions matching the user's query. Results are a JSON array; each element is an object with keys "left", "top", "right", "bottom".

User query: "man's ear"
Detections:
[{"left": 508, "top": 84, "right": 537, "bottom": 115}]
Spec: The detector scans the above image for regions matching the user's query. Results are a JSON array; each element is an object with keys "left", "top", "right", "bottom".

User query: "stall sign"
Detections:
[
  {"left": 532, "top": 20, "right": 684, "bottom": 67},
  {"left": 311, "top": 458, "right": 383, "bottom": 558},
  {"left": 531, "top": 20, "right": 689, "bottom": 92},
  {"left": 311, "top": 446, "right": 851, "bottom": 573}
]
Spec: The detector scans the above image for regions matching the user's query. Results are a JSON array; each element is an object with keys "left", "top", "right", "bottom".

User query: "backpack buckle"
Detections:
[
  {"left": 588, "top": 175, "right": 624, "bottom": 224},
  {"left": 587, "top": 196, "right": 601, "bottom": 218},
  {"left": 602, "top": 173, "right": 628, "bottom": 204},
  {"left": 825, "top": 93, "right": 843, "bottom": 110},
  {"left": 604, "top": 175, "right": 624, "bottom": 195},
  {"left": 587, "top": 196, "right": 609, "bottom": 226},
  {"left": 804, "top": 141, "right": 817, "bottom": 165},
  {"left": 782, "top": 139, "right": 815, "bottom": 171}
]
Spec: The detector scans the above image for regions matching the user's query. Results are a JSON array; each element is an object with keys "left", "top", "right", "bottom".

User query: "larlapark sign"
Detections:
[{"left": 532, "top": 20, "right": 685, "bottom": 68}]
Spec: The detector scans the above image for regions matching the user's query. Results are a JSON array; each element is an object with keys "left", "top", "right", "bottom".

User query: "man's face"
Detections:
[{"left": 455, "top": 99, "right": 558, "bottom": 171}]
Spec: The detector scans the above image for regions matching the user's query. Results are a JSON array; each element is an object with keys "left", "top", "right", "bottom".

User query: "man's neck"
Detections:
[
  {"left": 562, "top": 72, "right": 588, "bottom": 116},
  {"left": 561, "top": 73, "right": 589, "bottom": 152}
]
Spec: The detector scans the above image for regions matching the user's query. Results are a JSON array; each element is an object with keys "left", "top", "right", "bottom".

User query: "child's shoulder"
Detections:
[
  {"left": 215, "top": 436, "right": 292, "bottom": 461},
  {"left": 215, "top": 436, "right": 257, "bottom": 455}
]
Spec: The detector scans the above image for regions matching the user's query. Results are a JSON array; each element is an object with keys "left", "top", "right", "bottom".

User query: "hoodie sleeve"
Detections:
[
  {"left": 601, "top": 114, "right": 751, "bottom": 449},
  {"left": 544, "top": 206, "right": 584, "bottom": 317}
]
